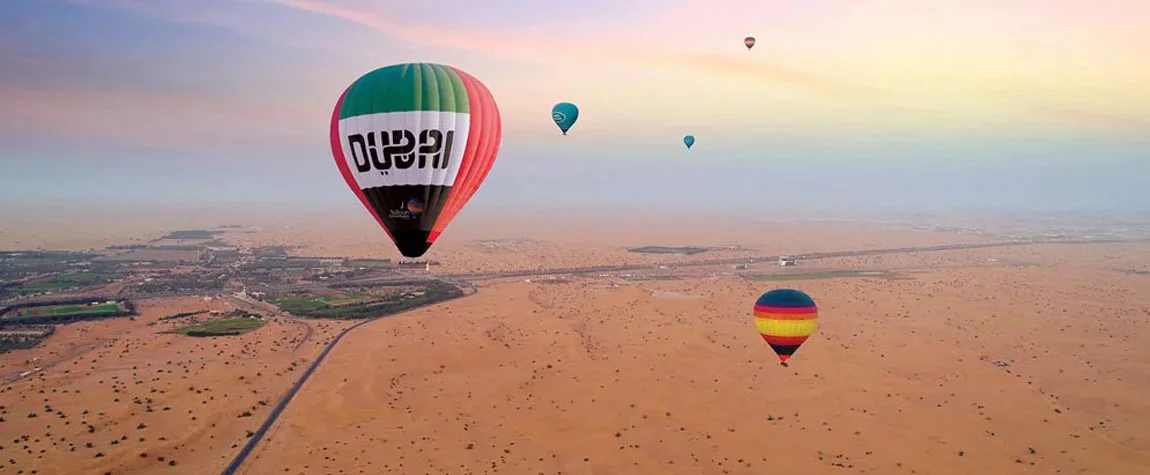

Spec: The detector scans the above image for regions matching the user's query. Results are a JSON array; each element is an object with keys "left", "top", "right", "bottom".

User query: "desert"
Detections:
[{"left": 2, "top": 212, "right": 1149, "bottom": 475}]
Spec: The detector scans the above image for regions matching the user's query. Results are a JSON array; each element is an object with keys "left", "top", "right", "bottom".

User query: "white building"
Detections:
[{"left": 778, "top": 256, "right": 798, "bottom": 267}]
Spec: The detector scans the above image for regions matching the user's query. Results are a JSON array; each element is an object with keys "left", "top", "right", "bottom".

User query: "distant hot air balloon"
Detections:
[
  {"left": 683, "top": 135, "right": 695, "bottom": 150},
  {"left": 329, "top": 63, "right": 502, "bottom": 259},
  {"left": 744, "top": 36, "right": 756, "bottom": 50},
  {"left": 753, "top": 289, "right": 819, "bottom": 366},
  {"left": 552, "top": 102, "right": 579, "bottom": 135}
]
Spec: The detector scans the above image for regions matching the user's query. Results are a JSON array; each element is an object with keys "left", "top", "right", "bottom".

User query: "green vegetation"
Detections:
[
  {"left": 1, "top": 298, "right": 136, "bottom": 326},
  {"left": 273, "top": 290, "right": 372, "bottom": 308},
  {"left": 1, "top": 252, "right": 100, "bottom": 290},
  {"left": 167, "top": 318, "right": 264, "bottom": 337},
  {"left": 159, "top": 310, "right": 209, "bottom": 321},
  {"left": 273, "top": 281, "right": 464, "bottom": 319},
  {"left": 163, "top": 230, "right": 221, "bottom": 240},
  {"left": 745, "top": 270, "right": 909, "bottom": 282},
  {"left": 627, "top": 246, "right": 709, "bottom": 255},
  {"left": 20, "top": 272, "right": 110, "bottom": 294},
  {"left": 243, "top": 258, "right": 324, "bottom": 270},
  {"left": 18, "top": 302, "right": 122, "bottom": 317},
  {"left": 0, "top": 336, "right": 45, "bottom": 353},
  {"left": 622, "top": 275, "right": 676, "bottom": 281},
  {"left": 0, "top": 326, "right": 54, "bottom": 353}
]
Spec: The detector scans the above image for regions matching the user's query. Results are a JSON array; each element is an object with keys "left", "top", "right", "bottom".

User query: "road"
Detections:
[
  {"left": 220, "top": 286, "right": 475, "bottom": 475},
  {"left": 217, "top": 237, "right": 1133, "bottom": 474}
]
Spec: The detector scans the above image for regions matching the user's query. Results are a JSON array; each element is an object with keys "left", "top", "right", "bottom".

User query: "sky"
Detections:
[{"left": 1, "top": 0, "right": 1149, "bottom": 215}]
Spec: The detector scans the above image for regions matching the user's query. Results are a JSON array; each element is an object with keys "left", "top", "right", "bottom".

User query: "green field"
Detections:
[
  {"left": 167, "top": 318, "right": 264, "bottom": 337},
  {"left": 627, "top": 246, "right": 709, "bottom": 255},
  {"left": 20, "top": 272, "right": 107, "bottom": 294},
  {"left": 1, "top": 252, "right": 96, "bottom": 270},
  {"left": 6, "top": 257, "right": 72, "bottom": 267},
  {"left": 271, "top": 293, "right": 373, "bottom": 313},
  {"left": 272, "top": 281, "right": 463, "bottom": 319},
  {"left": 163, "top": 230, "right": 221, "bottom": 240},
  {"left": 159, "top": 310, "right": 209, "bottom": 321},
  {"left": 623, "top": 275, "right": 677, "bottom": 281},
  {"left": 18, "top": 302, "right": 122, "bottom": 317},
  {"left": 745, "top": 270, "right": 908, "bottom": 282}
]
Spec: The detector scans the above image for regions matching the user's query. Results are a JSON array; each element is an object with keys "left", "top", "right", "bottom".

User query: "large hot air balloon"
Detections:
[
  {"left": 744, "top": 36, "right": 756, "bottom": 50},
  {"left": 329, "top": 63, "right": 502, "bottom": 259},
  {"left": 753, "top": 289, "right": 819, "bottom": 366},
  {"left": 683, "top": 135, "right": 695, "bottom": 150},
  {"left": 552, "top": 102, "right": 579, "bottom": 135}
]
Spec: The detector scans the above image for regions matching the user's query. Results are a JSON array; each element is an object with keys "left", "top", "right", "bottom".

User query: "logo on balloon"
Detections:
[
  {"left": 552, "top": 112, "right": 566, "bottom": 123},
  {"left": 388, "top": 198, "right": 424, "bottom": 220},
  {"left": 406, "top": 198, "right": 424, "bottom": 215}
]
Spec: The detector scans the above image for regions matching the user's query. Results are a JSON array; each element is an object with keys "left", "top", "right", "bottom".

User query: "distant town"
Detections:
[
  {"left": 3, "top": 217, "right": 1147, "bottom": 354},
  {"left": 0, "top": 228, "right": 462, "bottom": 352}
]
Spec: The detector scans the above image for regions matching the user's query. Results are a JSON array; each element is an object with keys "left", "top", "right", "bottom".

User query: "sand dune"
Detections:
[
  {"left": 0, "top": 297, "right": 355, "bottom": 474},
  {"left": 241, "top": 241, "right": 1150, "bottom": 475},
  {"left": 3, "top": 218, "right": 1148, "bottom": 475}
]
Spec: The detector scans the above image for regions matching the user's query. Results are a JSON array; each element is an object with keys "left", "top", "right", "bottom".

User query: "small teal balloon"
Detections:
[
  {"left": 683, "top": 134, "right": 696, "bottom": 150},
  {"left": 551, "top": 102, "right": 579, "bottom": 135}
]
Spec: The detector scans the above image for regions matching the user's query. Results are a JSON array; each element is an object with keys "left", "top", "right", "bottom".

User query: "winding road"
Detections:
[{"left": 218, "top": 237, "right": 1130, "bottom": 474}]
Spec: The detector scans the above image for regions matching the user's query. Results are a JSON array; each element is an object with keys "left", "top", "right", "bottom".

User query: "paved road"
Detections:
[{"left": 219, "top": 287, "right": 475, "bottom": 475}]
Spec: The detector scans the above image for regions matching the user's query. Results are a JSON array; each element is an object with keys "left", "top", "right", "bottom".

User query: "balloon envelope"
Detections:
[
  {"left": 551, "top": 102, "right": 579, "bottom": 135},
  {"left": 683, "top": 135, "right": 695, "bottom": 149},
  {"left": 753, "top": 289, "right": 819, "bottom": 364},
  {"left": 330, "top": 63, "right": 502, "bottom": 258},
  {"left": 744, "top": 36, "right": 756, "bottom": 50}
]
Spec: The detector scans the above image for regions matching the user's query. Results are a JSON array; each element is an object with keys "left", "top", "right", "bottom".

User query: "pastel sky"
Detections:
[{"left": 2, "top": 0, "right": 1149, "bottom": 214}]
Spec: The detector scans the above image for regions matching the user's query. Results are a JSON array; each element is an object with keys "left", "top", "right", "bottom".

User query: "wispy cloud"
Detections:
[
  {"left": 259, "top": 0, "right": 889, "bottom": 101},
  {"left": 1024, "top": 105, "right": 1150, "bottom": 134},
  {"left": 0, "top": 86, "right": 318, "bottom": 152}
]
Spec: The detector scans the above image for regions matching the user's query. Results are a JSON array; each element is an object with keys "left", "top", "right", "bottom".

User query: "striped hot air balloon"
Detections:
[{"left": 752, "top": 289, "right": 818, "bottom": 366}]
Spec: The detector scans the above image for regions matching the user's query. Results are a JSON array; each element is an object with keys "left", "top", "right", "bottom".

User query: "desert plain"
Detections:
[{"left": 2, "top": 209, "right": 1149, "bottom": 475}]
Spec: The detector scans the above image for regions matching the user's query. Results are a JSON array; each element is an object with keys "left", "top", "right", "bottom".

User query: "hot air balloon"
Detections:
[
  {"left": 744, "top": 36, "right": 756, "bottom": 50},
  {"left": 683, "top": 135, "right": 695, "bottom": 150},
  {"left": 552, "top": 102, "right": 579, "bottom": 135},
  {"left": 753, "top": 289, "right": 818, "bottom": 366},
  {"left": 329, "top": 63, "right": 502, "bottom": 259}
]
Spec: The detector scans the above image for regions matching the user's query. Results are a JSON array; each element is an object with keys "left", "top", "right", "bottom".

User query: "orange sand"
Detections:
[
  {"left": 239, "top": 241, "right": 1150, "bottom": 475},
  {"left": 0, "top": 296, "right": 355, "bottom": 474},
  {"left": 2, "top": 216, "right": 1148, "bottom": 475}
]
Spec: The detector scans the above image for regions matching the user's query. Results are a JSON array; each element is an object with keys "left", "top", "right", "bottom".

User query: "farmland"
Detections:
[
  {"left": 744, "top": 269, "right": 910, "bottom": 281},
  {"left": 18, "top": 301, "right": 122, "bottom": 317},
  {"left": 166, "top": 317, "right": 265, "bottom": 337},
  {"left": 97, "top": 248, "right": 203, "bottom": 262},
  {"left": 18, "top": 272, "right": 113, "bottom": 295},
  {"left": 270, "top": 280, "right": 464, "bottom": 319}
]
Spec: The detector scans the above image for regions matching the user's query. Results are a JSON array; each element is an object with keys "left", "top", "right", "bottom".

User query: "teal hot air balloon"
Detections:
[
  {"left": 551, "top": 102, "right": 579, "bottom": 135},
  {"left": 683, "top": 135, "right": 696, "bottom": 150}
]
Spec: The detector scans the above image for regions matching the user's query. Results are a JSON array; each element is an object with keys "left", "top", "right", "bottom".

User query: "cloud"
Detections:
[
  {"left": 260, "top": 0, "right": 889, "bottom": 101},
  {"left": 1024, "top": 105, "right": 1150, "bottom": 134},
  {"left": 0, "top": 86, "right": 319, "bottom": 152}
]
